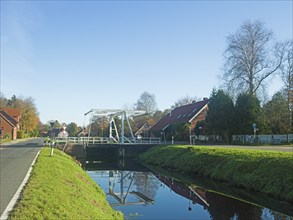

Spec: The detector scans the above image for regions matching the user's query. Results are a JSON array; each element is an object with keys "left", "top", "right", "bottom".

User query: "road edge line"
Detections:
[{"left": 0, "top": 148, "right": 42, "bottom": 220}]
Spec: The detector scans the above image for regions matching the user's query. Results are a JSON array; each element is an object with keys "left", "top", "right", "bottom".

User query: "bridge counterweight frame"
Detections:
[{"left": 83, "top": 109, "right": 146, "bottom": 144}]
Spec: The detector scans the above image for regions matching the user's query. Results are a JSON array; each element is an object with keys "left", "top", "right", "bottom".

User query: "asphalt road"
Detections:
[{"left": 0, "top": 138, "right": 44, "bottom": 216}]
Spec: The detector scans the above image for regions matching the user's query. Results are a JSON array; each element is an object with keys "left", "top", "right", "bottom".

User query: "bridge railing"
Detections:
[
  {"left": 53, "top": 137, "right": 110, "bottom": 144},
  {"left": 135, "top": 137, "right": 161, "bottom": 144},
  {"left": 53, "top": 136, "right": 161, "bottom": 145}
]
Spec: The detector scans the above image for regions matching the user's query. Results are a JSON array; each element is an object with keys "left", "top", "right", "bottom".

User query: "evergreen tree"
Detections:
[
  {"left": 66, "top": 122, "right": 79, "bottom": 137},
  {"left": 7, "top": 95, "right": 17, "bottom": 107},
  {"left": 263, "top": 92, "right": 290, "bottom": 134},
  {"left": 234, "top": 94, "right": 262, "bottom": 134},
  {"left": 205, "top": 90, "right": 234, "bottom": 142}
]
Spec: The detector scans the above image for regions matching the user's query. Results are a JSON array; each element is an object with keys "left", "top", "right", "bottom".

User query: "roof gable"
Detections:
[
  {"left": 0, "top": 110, "right": 18, "bottom": 127},
  {"left": 150, "top": 99, "right": 209, "bottom": 131},
  {"left": 0, "top": 108, "right": 21, "bottom": 121}
]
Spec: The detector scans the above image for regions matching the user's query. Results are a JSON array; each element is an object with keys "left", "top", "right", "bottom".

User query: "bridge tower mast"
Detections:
[{"left": 84, "top": 109, "right": 145, "bottom": 144}]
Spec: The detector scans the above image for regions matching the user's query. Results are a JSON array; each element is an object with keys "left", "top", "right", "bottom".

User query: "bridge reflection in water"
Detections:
[
  {"left": 108, "top": 170, "right": 154, "bottom": 206},
  {"left": 86, "top": 159, "right": 210, "bottom": 212},
  {"left": 86, "top": 159, "right": 293, "bottom": 219},
  {"left": 91, "top": 169, "right": 210, "bottom": 210}
]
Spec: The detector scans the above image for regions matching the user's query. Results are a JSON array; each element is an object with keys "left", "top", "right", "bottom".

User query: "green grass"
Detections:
[
  {"left": 9, "top": 147, "right": 123, "bottom": 220},
  {"left": 139, "top": 145, "right": 293, "bottom": 203},
  {"left": 0, "top": 138, "right": 12, "bottom": 144}
]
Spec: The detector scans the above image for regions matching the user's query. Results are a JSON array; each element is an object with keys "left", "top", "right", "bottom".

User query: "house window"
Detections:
[
  {"left": 192, "top": 108, "right": 197, "bottom": 112},
  {"left": 177, "top": 114, "right": 182, "bottom": 119}
]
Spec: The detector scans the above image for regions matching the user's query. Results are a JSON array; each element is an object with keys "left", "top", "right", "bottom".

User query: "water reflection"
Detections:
[
  {"left": 132, "top": 172, "right": 160, "bottom": 202},
  {"left": 155, "top": 174, "right": 209, "bottom": 210},
  {"left": 108, "top": 171, "right": 156, "bottom": 206},
  {"left": 86, "top": 160, "right": 293, "bottom": 220},
  {"left": 206, "top": 192, "right": 262, "bottom": 220}
]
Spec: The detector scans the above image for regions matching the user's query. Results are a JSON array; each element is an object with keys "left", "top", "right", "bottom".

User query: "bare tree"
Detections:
[
  {"left": 171, "top": 95, "right": 197, "bottom": 108},
  {"left": 276, "top": 40, "right": 293, "bottom": 131},
  {"left": 221, "top": 20, "right": 285, "bottom": 99},
  {"left": 0, "top": 93, "right": 8, "bottom": 107},
  {"left": 135, "top": 91, "right": 157, "bottom": 115},
  {"left": 276, "top": 40, "right": 293, "bottom": 110}
]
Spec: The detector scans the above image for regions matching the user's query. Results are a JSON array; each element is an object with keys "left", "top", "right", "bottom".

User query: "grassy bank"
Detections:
[
  {"left": 9, "top": 148, "right": 123, "bottom": 220},
  {"left": 0, "top": 138, "right": 12, "bottom": 144},
  {"left": 139, "top": 145, "right": 293, "bottom": 203}
]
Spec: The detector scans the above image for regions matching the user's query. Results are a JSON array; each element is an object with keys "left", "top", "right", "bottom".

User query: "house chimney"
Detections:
[{"left": 203, "top": 97, "right": 208, "bottom": 101}]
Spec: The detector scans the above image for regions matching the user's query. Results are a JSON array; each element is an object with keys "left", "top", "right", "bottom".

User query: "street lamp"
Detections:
[
  {"left": 199, "top": 126, "right": 202, "bottom": 135},
  {"left": 49, "top": 121, "right": 55, "bottom": 138},
  {"left": 252, "top": 123, "right": 259, "bottom": 142}
]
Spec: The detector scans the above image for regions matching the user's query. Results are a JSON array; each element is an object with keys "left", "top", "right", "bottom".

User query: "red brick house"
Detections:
[
  {"left": 149, "top": 98, "right": 209, "bottom": 140},
  {"left": 0, "top": 108, "right": 21, "bottom": 140}
]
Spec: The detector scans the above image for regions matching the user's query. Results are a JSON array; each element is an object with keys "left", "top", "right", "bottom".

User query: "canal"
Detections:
[{"left": 85, "top": 159, "right": 293, "bottom": 220}]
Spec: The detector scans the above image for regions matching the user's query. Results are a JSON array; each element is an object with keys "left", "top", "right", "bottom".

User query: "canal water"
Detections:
[{"left": 85, "top": 159, "right": 293, "bottom": 220}]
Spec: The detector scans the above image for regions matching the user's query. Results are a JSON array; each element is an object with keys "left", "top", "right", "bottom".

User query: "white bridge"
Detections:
[
  {"left": 81, "top": 108, "right": 156, "bottom": 145},
  {"left": 52, "top": 108, "right": 162, "bottom": 146}
]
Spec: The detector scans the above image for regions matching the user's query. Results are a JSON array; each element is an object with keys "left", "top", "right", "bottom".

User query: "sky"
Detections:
[{"left": 1, "top": 0, "right": 292, "bottom": 126}]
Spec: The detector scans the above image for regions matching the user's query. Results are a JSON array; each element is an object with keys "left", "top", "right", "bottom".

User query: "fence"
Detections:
[
  {"left": 189, "top": 134, "right": 293, "bottom": 144},
  {"left": 232, "top": 134, "right": 293, "bottom": 144},
  {"left": 189, "top": 135, "right": 222, "bottom": 144}
]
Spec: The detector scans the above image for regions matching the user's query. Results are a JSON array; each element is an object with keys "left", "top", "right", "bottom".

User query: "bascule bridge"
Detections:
[
  {"left": 83, "top": 109, "right": 147, "bottom": 144},
  {"left": 53, "top": 109, "right": 161, "bottom": 161}
]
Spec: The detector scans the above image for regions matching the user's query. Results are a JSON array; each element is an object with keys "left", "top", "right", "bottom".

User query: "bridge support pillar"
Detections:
[{"left": 119, "top": 147, "right": 125, "bottom": 158}]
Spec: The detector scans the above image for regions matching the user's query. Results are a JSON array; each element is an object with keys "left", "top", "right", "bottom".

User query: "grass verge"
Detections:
[
  {"left": 0, "top": 139, "right": 12, "bottom": 144},
  {"left": 9, "top": 147, "right": 123, "bottom": 220},
  {"left": 139, "top": 145, "right": 293, "bottom": 203}
]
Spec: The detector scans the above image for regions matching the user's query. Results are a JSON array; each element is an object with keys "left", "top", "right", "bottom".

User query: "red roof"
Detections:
[
  {"left": 150, "top": 99, "right": 209, "bottom": 131},
  {"left": 0, "top": 108, "right": 21, "bottom": 120},
  {"left": 0, "top": 110, "right": 18, "bottom": 127}
]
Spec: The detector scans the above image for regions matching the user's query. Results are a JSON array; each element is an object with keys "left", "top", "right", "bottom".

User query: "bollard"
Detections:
[{"left": 50, "top": 141, "right": 55, "bottom": 157}]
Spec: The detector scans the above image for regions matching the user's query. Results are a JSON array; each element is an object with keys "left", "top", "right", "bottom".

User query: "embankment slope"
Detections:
[{"left": 139, "top": 145, "right": 293, "bottom": 203}]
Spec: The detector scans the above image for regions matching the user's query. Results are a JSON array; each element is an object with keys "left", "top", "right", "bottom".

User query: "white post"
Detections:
[
  {"left": 121, "top": 112, "right": 125, "bottom": 144},
  {"left": 126, "top": 114, "right": 135, "bottom": 142},
  {"left": 109, "top": 116, "right": 113, "bottom": 141},
  {"left": 87, "top": 112, "right": 94, "bottom": 146},
  {"left": 50, "top": 141, "right": 55, "bottom": 157}
]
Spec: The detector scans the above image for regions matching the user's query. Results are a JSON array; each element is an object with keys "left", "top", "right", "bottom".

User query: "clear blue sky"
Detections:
[{"left": 1, "top": 0, "right": 292, "bottom": 126}]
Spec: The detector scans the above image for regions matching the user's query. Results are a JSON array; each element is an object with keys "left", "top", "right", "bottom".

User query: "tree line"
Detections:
[{"left": 202, "top": 90, "right": 292, "bottom": 143}]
